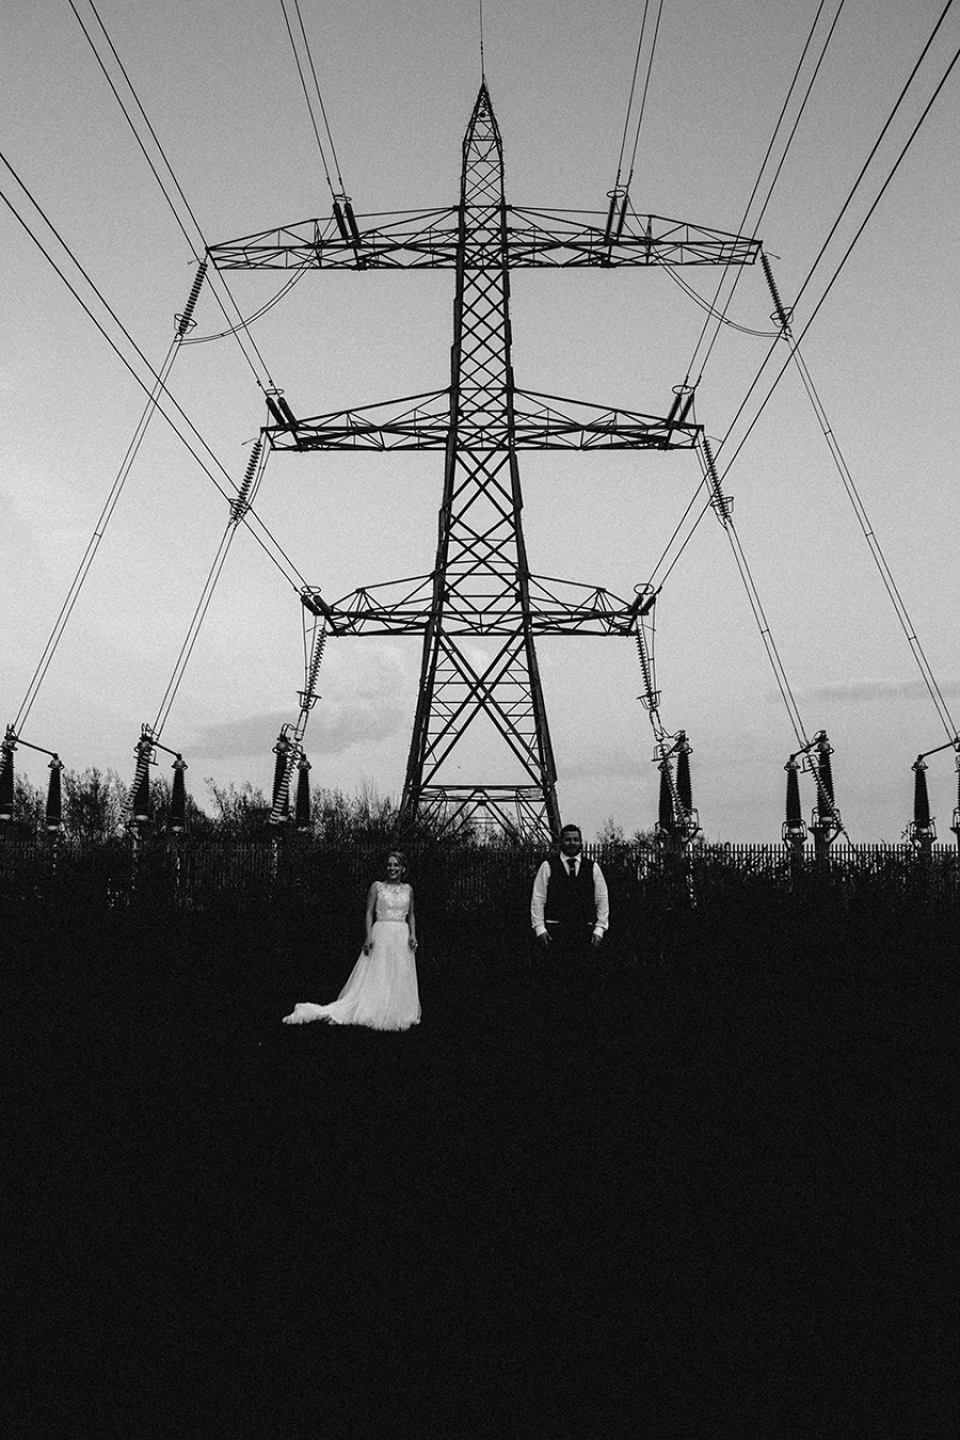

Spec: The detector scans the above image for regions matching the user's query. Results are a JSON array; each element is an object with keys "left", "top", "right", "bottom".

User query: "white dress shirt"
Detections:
[{"left": 530, "top": 855, "right": 609, "bottom": 938}]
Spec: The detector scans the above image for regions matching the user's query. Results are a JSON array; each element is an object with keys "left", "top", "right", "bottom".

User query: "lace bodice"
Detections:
[{"left": 375, "top": 881, "right": 411, "bottom": 922}]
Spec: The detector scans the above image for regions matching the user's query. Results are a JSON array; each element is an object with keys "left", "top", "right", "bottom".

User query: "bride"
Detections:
[{"left": 282, "top": 851, "right": 421, "bottom": 1031}]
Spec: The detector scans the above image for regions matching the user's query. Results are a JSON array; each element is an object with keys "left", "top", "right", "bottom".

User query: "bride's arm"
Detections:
[
  {"left": 406, "top": 887, "right": 417, "bottom": 950},
  {"left": 364, "top": 882, "right": 378, "bottom": 953}
]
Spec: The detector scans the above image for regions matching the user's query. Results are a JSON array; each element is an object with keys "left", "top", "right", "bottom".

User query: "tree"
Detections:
[
  {"left": 11, "top": 775, "right": 46, "bottom": 836},
  {"left": 596, "top": 816, "right": 626, "bottom": 847},
  {"left": 148, "top": 774, "right": 216, "bottom": 837},
  {"left": 204, "top": 779, "right": 272, "bottom": 838},
  {"left": 63, "top": 768, "right": 126, "bottom": 841},
  {"left": 311, "top": 783, "right": 399, "bottom": 843}
]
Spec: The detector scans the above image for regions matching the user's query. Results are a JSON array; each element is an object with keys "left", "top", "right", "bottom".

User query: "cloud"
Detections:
[
  {"left": 561, "top": 745, "right": 642, "bottom": 781},
  {"left": 190, "top": 650, "right": 408, "bottom": 760},
  {"left": 190, "top": 697, "right": 405, "bottom": 761},
  {"left": 789, "top": 676, "right": 960, "bottom": 706}
]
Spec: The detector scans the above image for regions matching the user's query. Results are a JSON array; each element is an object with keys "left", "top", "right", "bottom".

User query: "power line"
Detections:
[
  {"left": 12, "top": 334, "right": 182, "bottom": 735},
  {"left": 612, "top": 0, "right": 664, "bottom": 195},
  {"left": 686, "top": 0, "right": 848, "bottom": 385},
  {"left": 791, "top": 0, "right": 956, "bottom": 319},
  {"left": 623, "top": 0, "right": 664, "bottom": 192},
  {"left": 717, "top": 8, "right": 960, "bottom": 474},
  {"left": 181, "top": 267, "right": 308, "bottom": 344},
  {"left": 0, "top": 151, "right": 306, "bottom": 594},
  {"left": 279, "top": 0, "right": 346, "bottom": 199},
  {"left": 69, "top": 0, "right": 278, "bottom": 393}
]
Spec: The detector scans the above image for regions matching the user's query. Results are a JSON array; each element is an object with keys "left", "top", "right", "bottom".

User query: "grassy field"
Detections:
[{"left": 8, "top": 880, "right": 955, "bottom": 1437}]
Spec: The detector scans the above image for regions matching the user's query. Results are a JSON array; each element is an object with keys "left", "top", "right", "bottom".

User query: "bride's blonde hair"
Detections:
[{"left": 383, "top": 850, "right": 408, "bottom": 879}]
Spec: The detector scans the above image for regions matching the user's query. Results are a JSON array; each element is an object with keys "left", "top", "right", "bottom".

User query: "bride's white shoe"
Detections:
[{"left": 282, "top": 1003, "right": 317, "bottom": 1024}]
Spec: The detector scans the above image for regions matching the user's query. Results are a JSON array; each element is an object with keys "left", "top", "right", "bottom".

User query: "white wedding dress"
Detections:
[{"left": 282, "top": 881, "right": 421, "bottom": 1031}]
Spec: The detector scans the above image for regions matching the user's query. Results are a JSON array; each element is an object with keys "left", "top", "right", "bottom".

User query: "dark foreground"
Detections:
[{"left": 9, "top": 905, "right": 955, "bottom": 1437}]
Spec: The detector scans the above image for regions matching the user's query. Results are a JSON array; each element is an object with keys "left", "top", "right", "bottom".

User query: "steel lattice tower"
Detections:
[
  {"left": 209, "top": 85, "right": 760, "bottom": 842},
  {"left": 405, "top": 89, "right": 560, "bottom": 837}
]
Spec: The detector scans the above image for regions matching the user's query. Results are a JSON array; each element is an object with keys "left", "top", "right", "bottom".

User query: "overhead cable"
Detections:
[
  {"left": 686, "top": 0, "right": 847, "bottom": 384},
  {"left": 279, "top": 0, "right": 347, "bottom": 199},
  {"left": 612, "top": 0, "right": 664, "bottom": 196},
  {"left": 0, "top": 151, "right": 307, "bottom": 595},
  {"left": 717, "top": 7, "right": 960, "bottom": 473},
  {"left": 69, "top": 0, "right": 277, "bottom": 392},
  {"left": 181, "top": 267, "right": 308, "bottom": 344}
]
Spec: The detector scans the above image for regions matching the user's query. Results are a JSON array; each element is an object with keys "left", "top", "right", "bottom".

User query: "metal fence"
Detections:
[{"left": 2, "top": 834, "right": 958, "bottom": 908}]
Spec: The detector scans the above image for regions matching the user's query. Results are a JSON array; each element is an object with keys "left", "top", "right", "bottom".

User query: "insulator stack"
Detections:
[
  {"left": 343, "top": 199, "right": 363, "bottom": 248},
  {"left": 169, "top": 756, "right": 188, "bottom": 833},
  {"left": 783, "top": 757, "right": 807, "bottom": 847},
  {"left": 130, "top": 735, "right": 153, "bottom": 824},
  {"left": 0, "top": 736, "right": 15, "bottom": 822},
  {"left": 912, "top": 758, "right": 931, "bottom": 828},
  {"left": 761, "top": 253, "right": 791, "bottom": 331},
  {"left": 603, "top": 187, "right": 628, "bottom": 245},
  {"left": 266, "top": 393, "right": 286, "bottom": 426},
  {"left": 784, "top": 759, "right": 803, "bottom": 825},
  {"left": 270, "top": 732, "right": 293, "bottom": 824},
  {"left": 676, "top": 738, "right": 692, "bottom": 812},
  {"left": 303, "top": 625, "right": 326, "bottom": 706},
  {"left": 657, "top": 763, "right": 674, "bottom": 832},
  {"left": 333, "top": 198, "right": 350, "bottom": 244},
  {"left": 45, "top": 756, "right": 64, "bottom": 831},
  {"left": 295, "top": 755, "right": 312, "bottom": 829},
  {"left": 666, "top": 385, "right": 696, "bottom": 428},
  {"left": 701, "top": 436, "right": 734, "bottom": 523},
  {"left": 230, "top": 440, "right": 262, "bottom": 525},
  {"left": 814, "top": 733, "right": 835, "bottom": 808},
  {"left": 175, "top": 261, "right": 207, "bottom": 337},
  {"left": 635, "top": 630, "right": 658, "bottom": 710}
]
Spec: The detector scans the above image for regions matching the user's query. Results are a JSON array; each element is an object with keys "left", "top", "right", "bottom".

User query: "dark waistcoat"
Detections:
[{"left": 544, "top": 856, "right": 596, "bottom": 930}]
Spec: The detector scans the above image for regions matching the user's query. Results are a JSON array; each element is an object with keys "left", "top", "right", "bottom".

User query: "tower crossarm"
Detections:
[
  {"left": 208, "top": 208, "right": 760, "bottom": 271},
  {"left": 265, "top": 388, "right": 699, "bottom": 452},
  {"left": 302, "top": 573, "right": 649, "bottom": 637}
]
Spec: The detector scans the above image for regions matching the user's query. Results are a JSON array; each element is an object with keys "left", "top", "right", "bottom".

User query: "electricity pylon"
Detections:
[{"left": 209, "top": 85, "right": 759, "bottom": 842}]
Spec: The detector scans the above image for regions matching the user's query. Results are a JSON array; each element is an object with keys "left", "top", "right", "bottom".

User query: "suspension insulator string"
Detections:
[
  {"left": 230, "top": 439, "right": 264, "bottom": 524},
  {"left": 762, "top": 254, "right": 958, "bottom": 745},
  {"left": 300, "top": 621, "right": 327, "bottom": 713},
  {"left": 635, "top": 624, "right": 658, "bottom": 712},
  {"left": 174, "top": 260, "right": 207, "bottom": 337}
]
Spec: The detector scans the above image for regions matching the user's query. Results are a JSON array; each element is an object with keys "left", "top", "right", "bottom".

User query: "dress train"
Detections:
[{"left": 282, "top": 911, "right": 420, "bottom": 1031}]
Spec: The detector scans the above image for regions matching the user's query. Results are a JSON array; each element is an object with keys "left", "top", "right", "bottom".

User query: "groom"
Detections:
[{"left": 530, "top": 824, "right": 609, "bottom": 963}]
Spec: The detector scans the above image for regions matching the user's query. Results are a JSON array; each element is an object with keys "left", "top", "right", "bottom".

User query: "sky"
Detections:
[{"left": 3, "top": 0, "right": 959, "bottom": 842}]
